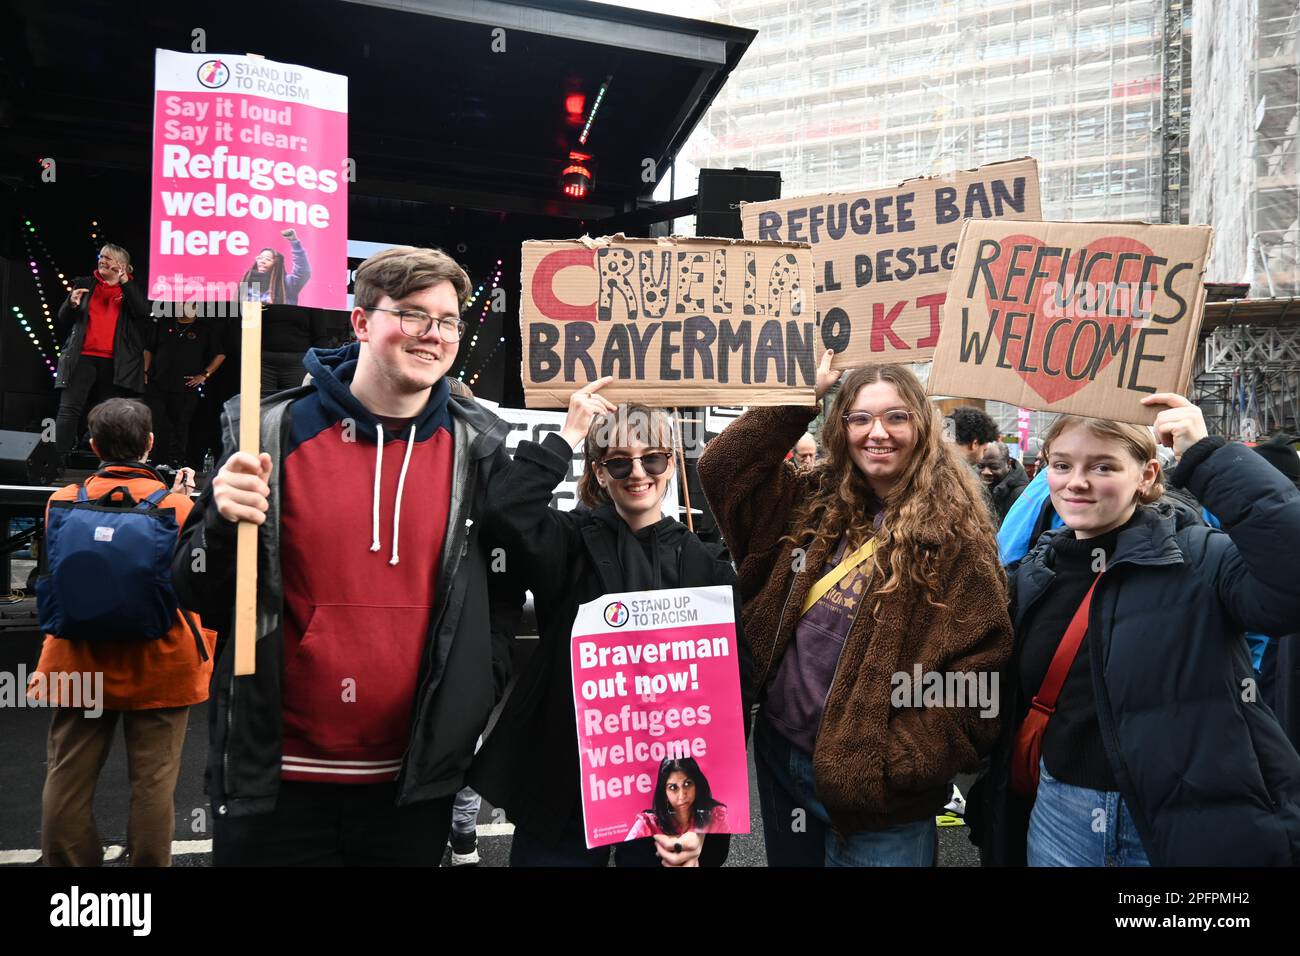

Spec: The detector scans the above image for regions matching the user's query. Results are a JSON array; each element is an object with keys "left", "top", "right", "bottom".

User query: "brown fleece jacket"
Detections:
[{"left": 698, "top": 405, "right": 1012, "bottom": 832}]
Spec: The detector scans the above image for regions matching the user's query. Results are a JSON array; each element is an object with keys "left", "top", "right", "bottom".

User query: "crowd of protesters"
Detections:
[{"left": 27, "top": 242, "right": 1300, "bottom": 869}]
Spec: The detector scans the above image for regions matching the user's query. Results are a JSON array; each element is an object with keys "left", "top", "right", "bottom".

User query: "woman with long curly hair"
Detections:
[
  {"left": 242, "top": 228, "right": 322, "bottom": 395},
  {"left": 698, "top": 349, "right": 1013, "bottom": 866},
  {"left": 240, "top": 228, "right": 312, "bottom": 306}
]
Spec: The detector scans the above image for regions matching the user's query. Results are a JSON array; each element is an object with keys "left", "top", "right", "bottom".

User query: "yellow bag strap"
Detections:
[{"left": 800, "top": 537, "right": 879, "bottom": 616}]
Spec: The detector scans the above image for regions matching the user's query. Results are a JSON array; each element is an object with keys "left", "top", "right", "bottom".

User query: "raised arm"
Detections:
[
  {"left": 283, "top": 231, "right": 312, "bottom": 299},
  {"left": 1149, "top": 394, "right": 1300, "bottom": 636},
  {"left": 697, "top": 349, "right": 841, "bottom": 570},
  {"left": 481, "top": 377, "right": 617, "bottom": 595},
  {"left": 697, "top": 405, "right": 815, "bottom": 566}
]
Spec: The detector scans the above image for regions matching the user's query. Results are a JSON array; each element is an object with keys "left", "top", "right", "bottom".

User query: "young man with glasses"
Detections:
[{"left": 172, "top": 245, "right": 522, "bottom": 866}]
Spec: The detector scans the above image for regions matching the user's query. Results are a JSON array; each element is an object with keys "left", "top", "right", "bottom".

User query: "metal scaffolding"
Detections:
[
  {"left": 1252, "top": 1, "right": 1300, "bottom": 296},
  {"left": 1161, "top": 0, "right": 1192, "bottom": 223},
  {"left": 1194, "top": 312, "right": 1300, "bottom": 439}
]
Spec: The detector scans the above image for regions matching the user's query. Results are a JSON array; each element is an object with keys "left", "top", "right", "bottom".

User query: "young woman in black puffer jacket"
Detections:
[{"left": 969, "top": 393, "right": 1300, "bottom": 866}]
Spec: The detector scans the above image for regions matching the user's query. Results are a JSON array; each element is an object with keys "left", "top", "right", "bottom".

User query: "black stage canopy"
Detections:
[{"left": 0, "top": 0, "right": 754, "bottom": 227}]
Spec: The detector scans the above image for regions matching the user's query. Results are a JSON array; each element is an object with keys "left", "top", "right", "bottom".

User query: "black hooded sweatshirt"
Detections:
[{"left": 471, "top": 432, "right": 755, "bottom": 860}]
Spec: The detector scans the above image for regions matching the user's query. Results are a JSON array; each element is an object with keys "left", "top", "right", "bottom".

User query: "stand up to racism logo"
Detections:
[
  {"left": 604, "top": 601, "right": 630, "bottom": 627},
  {"left": 196, "top": 59, "right": 230, "bottom": 89}
]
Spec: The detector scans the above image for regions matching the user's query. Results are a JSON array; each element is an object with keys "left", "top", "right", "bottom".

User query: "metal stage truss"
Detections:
[
  {"left": 1204, "top": 323, "right": 1300, "bottom": 371},
  {"left": 1194, "top": 322, "right": 1300, "bottom": 439}
]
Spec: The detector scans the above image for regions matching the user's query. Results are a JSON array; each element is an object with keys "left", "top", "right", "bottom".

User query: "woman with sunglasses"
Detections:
[
  {"left": 473, "top": 377, "right": 753, "bottom": 867},
  {"left": 698, "top": 350, "right": 1012, "bottom": 866}
]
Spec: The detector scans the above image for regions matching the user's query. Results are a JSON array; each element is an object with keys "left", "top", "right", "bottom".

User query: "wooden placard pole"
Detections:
[
  {"left": 234, "top": 298, "right": 262, "bottom": 676},
  {"left": 672, "top": 407, "right": 694, "bottom": 533}
]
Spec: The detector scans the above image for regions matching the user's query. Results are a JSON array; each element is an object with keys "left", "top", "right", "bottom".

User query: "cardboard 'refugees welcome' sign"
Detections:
[
  {"left": 926, "top": 220, "right": 1213, "bottom": 425},
  {"left": 521, "top": 236, "right": 817, "bottom": 408}
]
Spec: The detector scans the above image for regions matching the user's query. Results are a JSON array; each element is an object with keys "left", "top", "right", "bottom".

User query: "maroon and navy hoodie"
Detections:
[{"left": 278, "top": 344, "right": 453, "bottom": 784}]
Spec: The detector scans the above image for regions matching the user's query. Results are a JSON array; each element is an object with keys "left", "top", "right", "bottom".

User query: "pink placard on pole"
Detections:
[
  {"left": 148, "top": 50, "right": 348, "bottom": 309},
  {"left": 570, "top": 585, "right": 750, "bottom": 849},
  {"left": 1017, "top": 406, "right": 1032, "bottom": 452}
]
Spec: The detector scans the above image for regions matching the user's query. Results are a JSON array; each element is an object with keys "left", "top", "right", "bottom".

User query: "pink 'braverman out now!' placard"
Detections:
[
  {"left": 570, "top": 585, "right": 750, "bottom": 849},
  {"left": 148, "top": 50, "right": 348, "bottom": 309}
]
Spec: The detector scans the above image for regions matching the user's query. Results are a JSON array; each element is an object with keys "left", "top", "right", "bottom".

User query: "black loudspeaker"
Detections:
[
  {"left": 0, "top": 429, "right": 59, "bottom": 485},
  {"left": 696, "top": 168, "right": 783, "bottom": 239}
]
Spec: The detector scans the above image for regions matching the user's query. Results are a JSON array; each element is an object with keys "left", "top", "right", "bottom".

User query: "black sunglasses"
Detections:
[{"left": 600, "top": 453, "right": 671, "bottom": 480}]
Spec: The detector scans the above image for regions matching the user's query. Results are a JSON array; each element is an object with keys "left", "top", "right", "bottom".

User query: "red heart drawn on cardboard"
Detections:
[{"left": 983, "top": 235, "right": 1157, "bottom": 404}]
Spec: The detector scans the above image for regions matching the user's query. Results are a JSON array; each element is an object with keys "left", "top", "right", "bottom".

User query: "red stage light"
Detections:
[
  {"left": 565, "top": 93, "right": 586, "bottom": 116},
  {"left": 561, "top": 156, "right": 593, "bottom": 199}
]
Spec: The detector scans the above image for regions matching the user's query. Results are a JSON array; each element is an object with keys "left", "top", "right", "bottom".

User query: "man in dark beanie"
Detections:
[{"left": 1255, "top": 433, "right": 1300, "bottom": 753}]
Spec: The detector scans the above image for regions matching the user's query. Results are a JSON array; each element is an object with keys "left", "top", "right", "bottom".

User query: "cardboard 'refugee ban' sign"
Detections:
[
  {"left": 926, "top": 220, "right": 1213, "bottom": 425},
  {"left": 521, "top": 236, "right": 817, "bottom": 408},
  {"left": 740, "top": 158, "right": 1041, "bottom": 366}
]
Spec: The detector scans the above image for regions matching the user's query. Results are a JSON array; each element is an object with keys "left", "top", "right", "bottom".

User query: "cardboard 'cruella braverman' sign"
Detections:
[{"left": 521, "top": 235, "right": 817, "bottom": 408}]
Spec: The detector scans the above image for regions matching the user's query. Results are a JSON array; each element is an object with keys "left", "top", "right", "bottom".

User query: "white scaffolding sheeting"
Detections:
[
  {"left": 1192, "top": 0, "right": 1300, "bottom": 297},
  {"left": 682, "top": 0, "right": 1168, "bottom": 223},
  {"left": 1190, "top": 1, "right": 1300, "bottom": 439}
]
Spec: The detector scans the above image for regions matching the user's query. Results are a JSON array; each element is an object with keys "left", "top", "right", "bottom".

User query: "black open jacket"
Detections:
[
  {"left": 55, "top": 275, "right": 153, "bottom": 393},
  {"left": 171, "top": 382, "right": 522, "bottom": 818},
  {"left": 968, "top": 437, "right": 1300, "bottom": 865}
]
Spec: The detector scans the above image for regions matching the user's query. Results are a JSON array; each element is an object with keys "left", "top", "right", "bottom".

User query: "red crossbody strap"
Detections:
[{"left": 1028, "top": 574, "right": 1102, "bottom": 717}]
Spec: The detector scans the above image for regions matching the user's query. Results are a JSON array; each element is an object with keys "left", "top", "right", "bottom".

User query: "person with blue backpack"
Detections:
[{"left": 28, "top": 398, "right": 216, "bottom": 866}]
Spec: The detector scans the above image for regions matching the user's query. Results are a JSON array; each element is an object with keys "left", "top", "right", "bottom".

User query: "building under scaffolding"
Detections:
[
  {"left": 676, "top": 0, "right": 1186, "bottom": 438},
  {"left": 1191, "top": 0, "right": 1300, "bottom": 440},
  {"left": 685, "top": 0, "right": 1174, "bottom": 223}
]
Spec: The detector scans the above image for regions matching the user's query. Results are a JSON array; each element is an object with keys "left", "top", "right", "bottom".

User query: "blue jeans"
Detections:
[
  {"left": 1028, "top": 759, "right": 1151, "bottom": 867},
  {"left": 451, "top": 786, "right": 481, "bottom": 838},
  {"left": 754, "top": 713, "right": 937, "bottom": 867},
  {"left": 451, "top": 737, "right": 484, "bottom": 838}
]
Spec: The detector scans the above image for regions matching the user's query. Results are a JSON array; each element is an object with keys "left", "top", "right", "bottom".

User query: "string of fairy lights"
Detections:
[
  {"left": 457, "top": 258, "right": 508, "bottom": 390},
  {"left": 10, "top": 304, "right": 57, "bottom": 378},
  {"left": 18, "top": 217, "right": 74, "bottom": 380}
]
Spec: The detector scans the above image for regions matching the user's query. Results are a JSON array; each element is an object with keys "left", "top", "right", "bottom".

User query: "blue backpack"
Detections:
[{"left": 37, "top": 476, "right": 189, "bottom": 644}]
